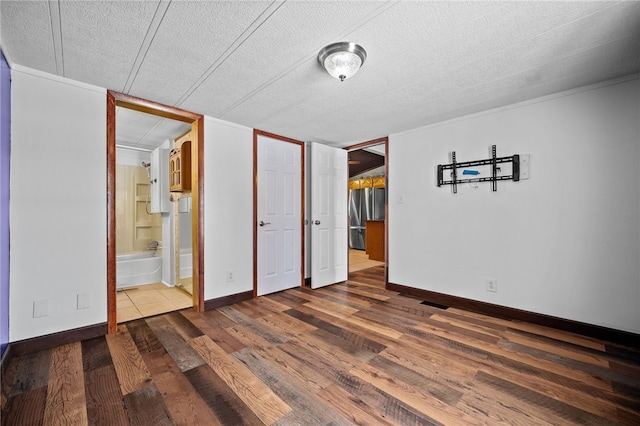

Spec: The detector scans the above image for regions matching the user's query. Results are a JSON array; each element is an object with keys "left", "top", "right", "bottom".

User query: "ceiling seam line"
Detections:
[
  {"left": 217, "top": 0, "right": 403, "bottom": 119},
  {"left": 434, "top": 2, "right": 632, "bottom": 79},
  {"left": 221, "top": 1, "right": 516, "bottom": 121},
  {"left": 122, "top": 0, "right": 172, "bottom": 94},
  {"left": 290, "top": 6, "right": 639, "bottom": 120},
  {"left": 173, "top": 0, "right": 287, "bottom": 108},
  {"left": 335, "top": 0, "right": 401, "bottom": 39},
  {"left": 426, "top": 33, "right": 640, "bottom": 104},
  {"left": 229, "top": 6, "right": 629, "bottom": 141},
  {"left": 220, "top": 1, "right": 399, "bottom": 117},
  {"left": 134, "top": 119, "right": 167, "bottom": 147},
  {"left": 462, "top": 1, "right": 632, "bottom": 68},
  {"left": 336, "top": 37, "right": 640, "bottom": 132},
  {"left": 527, "top": 1, "right": 625, "bottom": 40},
  {"left": 48, "top": 0, "right": 64, "bottom": 76}
]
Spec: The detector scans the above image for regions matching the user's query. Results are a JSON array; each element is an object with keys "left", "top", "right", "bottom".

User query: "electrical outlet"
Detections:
[
  {"left": 226, "top": 270, "right": 235, "bottom": 282},
  {"left": 77, "top": 293, "right": 90, "bottom": 310},
  {"left": 486, "top": 278, "right": 498, "bottom": 293},
  {"left": 33, "top": 299, "right": 49, "bottom": 318}
]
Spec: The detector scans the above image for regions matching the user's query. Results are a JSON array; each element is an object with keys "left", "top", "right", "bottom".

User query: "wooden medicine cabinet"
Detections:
[{"left": 170, "top": 141, "right": 191, "bottom": 192}]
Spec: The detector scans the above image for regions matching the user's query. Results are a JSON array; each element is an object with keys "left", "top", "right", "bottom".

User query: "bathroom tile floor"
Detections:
[
  {"left": 349, "top": 248, "right": 384, "bottom": 272},
  {"left": 116, "top": 283, "right": 193, "bottom": 323}
]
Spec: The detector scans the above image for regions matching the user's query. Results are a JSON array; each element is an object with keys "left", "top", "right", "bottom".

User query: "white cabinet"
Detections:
[{"left": 150, "top": 146, "right": 170, "bottom": 213}]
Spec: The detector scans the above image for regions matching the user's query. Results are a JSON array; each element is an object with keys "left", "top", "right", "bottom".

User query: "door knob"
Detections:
[
  {"left": 314, "top": 220, "right": 321, "bottom": 225},
  {"left": 259, "top": 221, "right": 271, "bottom": 227}
]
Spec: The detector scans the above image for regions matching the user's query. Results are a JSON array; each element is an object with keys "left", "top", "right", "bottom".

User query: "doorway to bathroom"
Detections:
[{"left": 107, "top": 91, "right": 204, "bottom": 333}]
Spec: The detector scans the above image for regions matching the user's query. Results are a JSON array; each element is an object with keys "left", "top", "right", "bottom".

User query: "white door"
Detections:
[
  {"left": 257, "top": 135, "right": 302, "bottom": 296},
  {"left": 310, "top": 142, "right": 348, "bottom": 289}
]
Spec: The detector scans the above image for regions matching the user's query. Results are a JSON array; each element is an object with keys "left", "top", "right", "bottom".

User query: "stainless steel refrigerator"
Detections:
[{"left": 349, "top": 187, "right": 385, "bottom": 250}]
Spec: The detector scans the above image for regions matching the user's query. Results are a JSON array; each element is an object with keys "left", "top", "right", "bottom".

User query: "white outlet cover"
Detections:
[
  {"left": 33, "top": 299, "right": 49, "bottom": 318},
  {"left": 77, "top": 293, "right": 90, "bottom": 310}
]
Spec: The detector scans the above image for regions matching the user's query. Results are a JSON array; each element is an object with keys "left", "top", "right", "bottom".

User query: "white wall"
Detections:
[
  {"left": 389, "top": 76, "right": 640, "bottom": 333},
  {"left": 10, "top": 66, "right": 107, "bottom": 341},
  {"left": 9, "top": 63, "right": 637, "bottom": 341},
  {"left": 203, "top": 117, "right": 254, "bottom": 300},
  {"left": 8, "top": 67, "right": 255, "bottom": 342}
]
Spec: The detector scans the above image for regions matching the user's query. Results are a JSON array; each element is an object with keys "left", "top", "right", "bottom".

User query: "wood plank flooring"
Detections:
[{"left": 2, "top": 265, "right": 640, "bottom": 425}]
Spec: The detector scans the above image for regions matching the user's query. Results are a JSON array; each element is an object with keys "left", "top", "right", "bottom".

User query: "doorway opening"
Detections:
[
  {"left": 344, "top": 137, "right": 388, "bottom": 278},
  {"left": 107, "top": 91, "right": 204, "bottom": 333}
]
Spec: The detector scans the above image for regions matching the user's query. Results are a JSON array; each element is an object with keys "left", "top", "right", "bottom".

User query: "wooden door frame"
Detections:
[
  {"left": 253, "top": 130, "right": 305, "bottom": 297},
  {"left": 107, "top": 91, "right": 204, "bottom": 333},
  {"left": 343, "top": 137, "right": 389, "bottom": 285}
]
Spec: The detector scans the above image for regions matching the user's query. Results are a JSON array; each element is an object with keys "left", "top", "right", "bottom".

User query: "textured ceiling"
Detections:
[{"left": 2, "top": 1, "right": 639, "bottom": 150}]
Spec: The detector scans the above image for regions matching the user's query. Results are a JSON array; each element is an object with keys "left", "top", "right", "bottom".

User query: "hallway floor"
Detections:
[
  {"left": 349, "top": 248, "right": 384, "bottom": 272},
  {"left": 116, "top": 283, "right": 192, "bottom": 323}
]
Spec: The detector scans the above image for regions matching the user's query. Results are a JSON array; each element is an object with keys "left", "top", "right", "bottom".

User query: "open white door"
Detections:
[
  {"left": 257, "top": 134, "right": 302, "bottom": 296},
  {"left": 310, "top": 142, "right": 348, "bottom": 289}
]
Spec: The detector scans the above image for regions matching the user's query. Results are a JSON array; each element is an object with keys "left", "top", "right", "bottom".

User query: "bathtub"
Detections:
[{"left": 116, "top": 252, "right": 162, "bottom": 289}]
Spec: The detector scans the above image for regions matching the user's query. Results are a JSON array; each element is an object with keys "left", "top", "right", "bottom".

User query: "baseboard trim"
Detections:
[
  {"left": 387, "top": 282, "right": 640, "bottom": 348},
  {"left": 204, "top": 290, "right": 253, "bottom": 311},
  {"left": 8, "top": 322, "right": 108, "bottom": 357}
]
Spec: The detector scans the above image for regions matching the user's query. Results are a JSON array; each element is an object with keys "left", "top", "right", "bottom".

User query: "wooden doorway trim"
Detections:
[
  {"left": 343, "top": 137, "right": 389, "bottom": 285},
  {"left": 253, "top": 129, "right": 305, "bottom": 297},
  {"left": 107, "top": 91, "right": 204, "bottom": 333},
  {"left": 342, "top": 137, "right": 388, "bottom": 152}
]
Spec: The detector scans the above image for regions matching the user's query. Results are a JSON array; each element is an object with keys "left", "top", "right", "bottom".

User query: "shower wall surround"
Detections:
[{"left": 116, "top": 164, "right": 162, "bottom": 254}]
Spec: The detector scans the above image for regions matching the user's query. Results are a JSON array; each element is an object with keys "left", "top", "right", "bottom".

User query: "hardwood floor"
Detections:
[{"left": 2, "top": 266, "right": 639, "bottom": 425}]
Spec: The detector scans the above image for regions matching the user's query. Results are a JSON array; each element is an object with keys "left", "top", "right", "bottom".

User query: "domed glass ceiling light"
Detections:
[{"left": 318, "top": 42, "right": 367, "bottom": 81}]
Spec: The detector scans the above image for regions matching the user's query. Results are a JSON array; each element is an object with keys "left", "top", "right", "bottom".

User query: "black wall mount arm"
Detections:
[{"left": 437, "top": 145, "right": 520, "bottom": 193}]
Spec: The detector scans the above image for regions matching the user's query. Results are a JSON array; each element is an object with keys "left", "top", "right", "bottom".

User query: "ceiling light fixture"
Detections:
[{"left": 318, "top": 42, "right": 367, "bottom": 82}]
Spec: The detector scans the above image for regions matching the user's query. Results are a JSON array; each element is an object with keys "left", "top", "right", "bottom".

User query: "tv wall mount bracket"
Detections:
[{"left": 437, "top": 145, "right": 520, "bottom": 194}]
